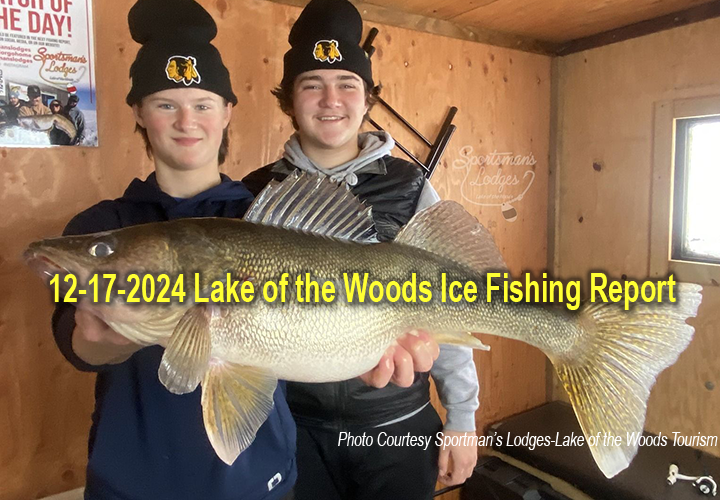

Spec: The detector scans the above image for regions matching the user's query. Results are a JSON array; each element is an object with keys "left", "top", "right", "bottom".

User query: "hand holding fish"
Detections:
[
  {"left": 437, "top": 430, "right": 478, "bottom": 486},
  {"left": 359, "top": 330, "right": 440, "bottom": 388},
  {"left": 72, "top": 310, "right": 142, "bottom": 366}
]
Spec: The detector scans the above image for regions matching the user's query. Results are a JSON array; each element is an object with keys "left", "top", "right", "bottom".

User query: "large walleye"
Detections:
[
  {"left": 1, "top": 114, "right": 77, "bottom": 145},
  {"left": 24, "top": 173, "right": 701, "bottom": 478}
]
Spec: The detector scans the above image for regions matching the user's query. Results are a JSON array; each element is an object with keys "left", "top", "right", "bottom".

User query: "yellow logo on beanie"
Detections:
[
  {"left": 313, "top": 40, "right": 342, "bottom": 64},
  {"left": 165, "top": 56, "right": 202, "bottom": 86}
]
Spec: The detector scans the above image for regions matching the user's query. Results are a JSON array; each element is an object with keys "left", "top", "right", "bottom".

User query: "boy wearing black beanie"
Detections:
[
  {"left": 51, "top": 1, "right": 297, "bottom": 498},
  {"left": 243, "top": 0, "right": 480, "bottom": 498}
]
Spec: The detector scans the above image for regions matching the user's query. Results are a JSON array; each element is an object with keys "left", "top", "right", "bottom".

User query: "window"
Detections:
[
  {"left": 672, "top": 116, "right": 720, "bottom": 264},
  {"left": 650, "top": 95, "right": 720, "bottom": 285}
]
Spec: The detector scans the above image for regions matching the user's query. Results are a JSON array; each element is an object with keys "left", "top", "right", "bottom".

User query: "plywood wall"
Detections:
[
  {"left": 552, "top": 17, "right": 720, "bottom": 456},
  {"left": 0, "top": 0, "right": 551, "bottom": 498}
]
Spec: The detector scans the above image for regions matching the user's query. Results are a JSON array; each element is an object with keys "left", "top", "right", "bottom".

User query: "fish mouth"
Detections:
[{"left": 23, "top": 249, "right": 72, "bottom": 289}]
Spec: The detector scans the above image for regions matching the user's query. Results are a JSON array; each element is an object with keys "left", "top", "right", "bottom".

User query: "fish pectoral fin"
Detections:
[
  {"left": 202, "top": 362, "right": 277, "bottom": 465},
  {"left": 158, "top": 304, "right": 212, "bottom": 395},
  {"left": 431, "top": 331, "right": 491, "bottom": 351},
  {"left": 394, "top": 201, "right": 508, "bottom": 276}
]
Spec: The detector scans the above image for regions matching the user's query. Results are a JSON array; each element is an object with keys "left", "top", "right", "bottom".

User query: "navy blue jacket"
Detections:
[{"left": 52, "top": 173, "right": 297, "bottom": 500}]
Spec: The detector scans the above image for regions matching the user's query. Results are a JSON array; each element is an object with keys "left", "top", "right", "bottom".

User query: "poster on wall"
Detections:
[{"left": 0, "top": 0, "right": 98, "bottom": 147}]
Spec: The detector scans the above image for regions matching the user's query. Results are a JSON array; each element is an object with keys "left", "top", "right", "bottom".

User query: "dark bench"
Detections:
[{"left": 467, "top": 401, "right": 718, "bottom": 499}]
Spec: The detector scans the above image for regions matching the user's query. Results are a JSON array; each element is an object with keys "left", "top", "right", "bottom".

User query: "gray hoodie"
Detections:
[{"left": 282, "top": 131, "right": 480, "bottom": 432}]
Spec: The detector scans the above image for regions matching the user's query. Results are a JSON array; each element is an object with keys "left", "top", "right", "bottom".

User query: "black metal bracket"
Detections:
[{"left": 362, "top": 27, "right": 458, "bottom": 180}]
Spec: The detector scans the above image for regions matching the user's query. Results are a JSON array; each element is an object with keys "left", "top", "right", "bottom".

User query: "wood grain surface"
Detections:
[
  {"left": 0, "top": 0, "right": 551, "bottom": 498},
  {"left": 550, "top": 16, "right": 720, "bottom": 457}
]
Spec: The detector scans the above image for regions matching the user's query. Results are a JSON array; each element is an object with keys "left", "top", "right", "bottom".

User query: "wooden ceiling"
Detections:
[
  {"left": 362, "top": 0, "right": 716, "bottom": 43},
  {"left": 269, "top": 0, "right": 720, "bottom": 54}
]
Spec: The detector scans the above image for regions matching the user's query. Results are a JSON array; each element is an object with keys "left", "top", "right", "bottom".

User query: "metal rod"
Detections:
[
  {"left": 362, "top": 27, "right": 457, "bottom": 179},
  {"left": 426, "top": 124, "right": 456, "bottom": 179},
  {"left": 424, "top": 106, "right": 459, "bottom": 177},
  {"left": 431, "top": 106, "right": 458, "bottom": 153},
  {"left": 425, "top": 120, "right": 455, "bottom": 174},
  {"left": 368, "top": 118, "right": 429, "bottom": 174},
  {"left": 378, "top": 96, "right": 433, "bottom": 147},
  {"left": 362, "top": 27, "right": 379, "bottom": 55}
]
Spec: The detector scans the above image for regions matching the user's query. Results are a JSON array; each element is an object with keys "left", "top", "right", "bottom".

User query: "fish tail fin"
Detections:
[{"left": 552, "top": 282, "right": 702, "bottom": 478}]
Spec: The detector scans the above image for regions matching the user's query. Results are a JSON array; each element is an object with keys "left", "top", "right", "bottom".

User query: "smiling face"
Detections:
[
  {"left": 132, "top": 88, "right": 232, "bottom": 173},
  {"left": 291, "top": 69, "right": 368, "bottom": 159}
]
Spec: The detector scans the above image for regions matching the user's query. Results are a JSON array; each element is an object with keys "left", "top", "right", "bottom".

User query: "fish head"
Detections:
[
  {"left": 24, "top": 225, "right": 189, "bottom": 342},
  {"left": 23, "top": 224, "right": 180, "bottom": 292}
]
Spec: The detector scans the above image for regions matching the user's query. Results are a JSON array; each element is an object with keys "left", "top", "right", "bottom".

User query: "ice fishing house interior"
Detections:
[{"left": 1, "top": 0, "right": 718, "bottom": 499}]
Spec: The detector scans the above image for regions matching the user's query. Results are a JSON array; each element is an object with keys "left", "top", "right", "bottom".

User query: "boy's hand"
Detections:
[
  {"left": 72, "top": 310, "right": 141, "bottom": 365},
  {"left": 360, "top": 330, "right": 439, "bottom": 388}
]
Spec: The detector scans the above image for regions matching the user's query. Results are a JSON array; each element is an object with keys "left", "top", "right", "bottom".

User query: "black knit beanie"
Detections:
[
  {"left": 282, "top": 0, "right": 373, "bottom": 89},
  {"left": 125, "top": 0, "right": 237, "bottom": 106}
]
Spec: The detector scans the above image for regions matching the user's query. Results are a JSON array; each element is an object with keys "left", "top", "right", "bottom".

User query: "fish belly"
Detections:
[{"left": 209, "top": 299, "right": 405, "bottom": 382}]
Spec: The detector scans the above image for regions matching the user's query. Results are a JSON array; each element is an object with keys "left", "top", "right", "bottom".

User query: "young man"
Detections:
[
  {"left": 243, "top": 0, "right": 480, "bottom": 498},
  {"left": 19, "top": 85, "right": 51, "bottom": 116},
  {"left": 1, "top": 88, "right": 24, "bottom": 124},
  {"left": 64, "top": 94, "right": 86, "bottom": 144},
  {"left": 50, "top": 1, "right": 297, "bottom": 498},
  {"left": 49, "top": 99, "right": 63, "bottom": 114},
  {"left": 51, "top": 1, "right": 434, "bottom": 498}
]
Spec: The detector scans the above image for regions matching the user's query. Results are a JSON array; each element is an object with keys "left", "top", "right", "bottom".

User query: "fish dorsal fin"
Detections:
[
  {"left": 243, "top": 171, "right": 377, "bottom": 243},
  {"left": 394, "top": 201, "right": 508, "bottom": 275}
]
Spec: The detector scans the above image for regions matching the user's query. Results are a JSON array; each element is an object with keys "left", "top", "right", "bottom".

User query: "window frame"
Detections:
[
  {"left": 671, "top": 115, "right": 720, "bottom": 265},
  {"left": 650, "top": 95, "right": 720, "bottom": 286}
]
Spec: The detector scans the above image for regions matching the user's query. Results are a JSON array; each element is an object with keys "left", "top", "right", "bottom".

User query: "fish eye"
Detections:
[{"left": 88, "top": 241, "right": 114, "bottom": 258}]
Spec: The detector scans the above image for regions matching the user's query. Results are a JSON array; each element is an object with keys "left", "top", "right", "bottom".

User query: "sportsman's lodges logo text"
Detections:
[
  {"left": 33, "top": 47, "right": 87, "bottom": 84},
  {"left": 453, "top": 146, "right": 537, "bottom": 222}
]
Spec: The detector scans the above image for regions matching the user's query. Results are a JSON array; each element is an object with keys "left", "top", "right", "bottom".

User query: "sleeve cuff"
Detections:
[
  {"left": 52, "top": 305, "right": 106, "bottom": 373},
  {"left": 443, "top": 409, "right": 477, "bottom": 433}
]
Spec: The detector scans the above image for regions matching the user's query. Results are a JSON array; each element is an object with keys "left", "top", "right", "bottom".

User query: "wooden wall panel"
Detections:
[
  {"left": 0, "top": 0, "right": 551, "bottom": 498},
  {"left": 368, "top": 23, "right": 551, "bottom": 436},
  {"left": 551, "top": 17, "right": 720, "bottom": 456}
]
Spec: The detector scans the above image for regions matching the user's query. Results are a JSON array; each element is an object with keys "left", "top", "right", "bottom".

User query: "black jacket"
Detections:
[
  {"left": 243, "top": 156, "right": 430, "bottom": 429},
  {"left": 52, "top": 173, "right": 297, "bottom": 500}
]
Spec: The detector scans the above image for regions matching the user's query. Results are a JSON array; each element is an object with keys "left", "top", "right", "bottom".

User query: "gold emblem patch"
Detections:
[
  {"left": 165, "top": 56, "right": 201, "bottom": 86},
  {"left": 313, "top": 40, "right": 342, "bottom": 64}
]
